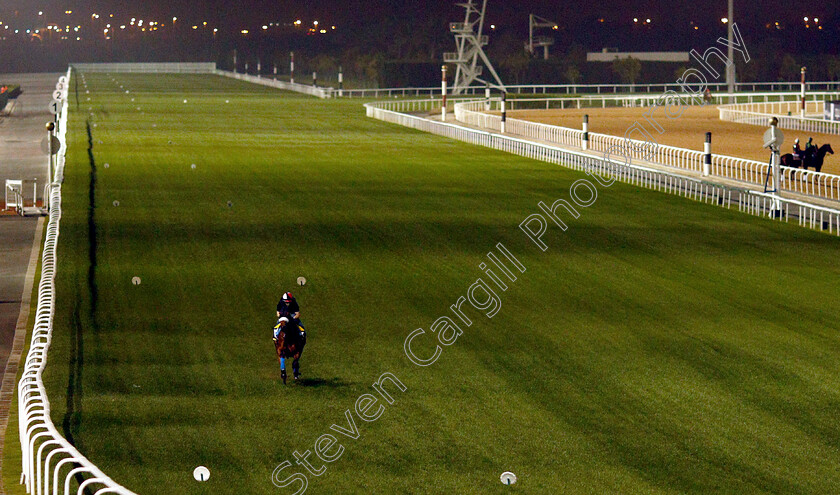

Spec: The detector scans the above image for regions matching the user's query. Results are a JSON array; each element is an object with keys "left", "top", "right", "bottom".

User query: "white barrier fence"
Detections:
[
  {"left": 340, "top": 81, "right": 840, "bottom": 98},
  {"left": 214, "top": 70, "right": 333, "bottom": 99},
  {"left": 367, "top": 98, "right": 840, "bottom": 236},
  {"left": 17, "top": 68, "right": 137, "bottom": 495},
  {"left": 71, "top": 63, "right": 216, "bottom": 73},
  {"left": 453, "top": 96, "right": 840, "bottom": 203},
  {"left": 719, "top": 101, "right": 840, "bottom": 135}
]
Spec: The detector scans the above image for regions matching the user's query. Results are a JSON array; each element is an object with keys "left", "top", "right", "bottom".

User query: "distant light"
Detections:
[
  {"left": 319, "top": 29, "right": 326, "bottom": 33},
  {"left": 294, "top": 19, "right": 302, "bottom": 26},
  {"left": 331, "top": 25, "right": 336, "bottom": 29},
  {"left": 192, "top": 25, "right": 197, "bottom": 29},
  {"left": 65, "top": 10, "right": 72, "bottom": 15},
  {"left": 803, "top": 16, "right": 809, "bottom": 22},
  {"left": 241, "top": 29, "right": 249, "bottom": 34},
  {"left": 645, "top": 18, "right": 651, "bottom": 23},
  {"left": 120, "top": 25, "right": 125, "bottom": 29},
  {"left": 814, "top": 17, "right": 819, "bottom": 23},
  {"left": 313, "top": 20, "right": 319, "bottom": 26},
  {"left": 694, "top": 26, "right": 698, "bottom": 30},
  {"left": 633, "top": 18, "right": 638, "bottom": 23},
  {"left": 490, "top": 24, "right": 495, "bottom": 29},
  {"left": 262, "top": 25, "right": 268, "bottom": 30},
  {"left": 721, "top": 17, "right": 728, "bottom": 23},
  {"left": 203, "top": 21, "right": 207, "bottom": 26},
  {"left": 38, "top": 11, "right": 43, "bottom": 16},
  {"left": 213, "top": 28, "right": 218, "bottom": 33},
  {"left": 173, "top": 17, "right": 177, "bottom": 21}
]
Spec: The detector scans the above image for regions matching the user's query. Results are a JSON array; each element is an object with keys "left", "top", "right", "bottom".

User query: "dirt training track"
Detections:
[{"left": 509, "top": 106, "right": 840, "bottom": 175}]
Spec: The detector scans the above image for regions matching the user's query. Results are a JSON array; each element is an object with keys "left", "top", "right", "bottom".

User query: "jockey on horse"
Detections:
[
  {"left": 277, "top": 291, "right": 306, "bottom": 335},
  {"left": 793, "top": 138, "right": 804, "bottom": 163},
  {"left": 274, "top": 316, "right": 306, "bottom": 383},
  {"left": 805, "top": 137, "right": 816, "bottom": 158}
]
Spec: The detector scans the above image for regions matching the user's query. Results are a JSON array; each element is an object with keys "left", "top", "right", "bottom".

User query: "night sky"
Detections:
[{"left": 3, "top": 0, "right": 839, "bottom": 32}]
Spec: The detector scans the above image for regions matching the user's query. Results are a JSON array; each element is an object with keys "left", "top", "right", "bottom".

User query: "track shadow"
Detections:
[{"left": 296, "top": 377, "right": 351, "bottom": 388}]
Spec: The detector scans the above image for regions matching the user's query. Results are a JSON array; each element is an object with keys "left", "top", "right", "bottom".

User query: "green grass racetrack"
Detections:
[{"left": 35, "top": 73, "right": 840, "bottom": 494}]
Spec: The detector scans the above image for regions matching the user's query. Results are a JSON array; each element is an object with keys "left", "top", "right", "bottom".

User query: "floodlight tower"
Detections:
[
  {"left": 444, "top": 0, "right": 506, "bottom": 95},
  {"left": 528, "top": 14, "right": 557, "bottom": 60},
  {"left": 726, "top": 0, "right": 735, "bottom": 102}
]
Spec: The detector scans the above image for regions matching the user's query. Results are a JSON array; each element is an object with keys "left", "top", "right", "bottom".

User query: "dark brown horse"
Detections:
[
  {"left": 781, "top": 143, "right": 834, "bottom": 174},
  {"left": 273, "top": 319, "right": 306, "bottom": 384}
]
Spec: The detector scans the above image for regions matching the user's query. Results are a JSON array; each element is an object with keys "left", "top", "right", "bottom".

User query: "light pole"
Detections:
[{"left": 726, "top": 0, "right": 735, "bottom": 101}]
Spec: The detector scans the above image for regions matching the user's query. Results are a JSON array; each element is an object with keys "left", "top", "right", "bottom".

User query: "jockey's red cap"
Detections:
[{"left": 283, "top": 292, "right": 293, "bottom": 301}]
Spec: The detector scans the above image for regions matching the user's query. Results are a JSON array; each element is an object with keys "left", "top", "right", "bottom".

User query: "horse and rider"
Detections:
[
  {"left": 783, "top": 136, "right": 834, "bottom": 174},
  {"left": 273, "top": 291, "right": 307, "bottom": 384}
]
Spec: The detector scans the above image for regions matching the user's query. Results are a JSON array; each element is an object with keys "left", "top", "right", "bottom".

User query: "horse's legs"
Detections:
[
  {"left": 280, "top": 356, "right": 287, "bottom": 384},
  {"left": 292, "top": 353, "right": 301, "bottom": 380}
]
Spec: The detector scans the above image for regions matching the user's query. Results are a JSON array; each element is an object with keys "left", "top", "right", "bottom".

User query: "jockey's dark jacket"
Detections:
[{"left": 277, "top": 297, "right": 300, "bottom": 317}]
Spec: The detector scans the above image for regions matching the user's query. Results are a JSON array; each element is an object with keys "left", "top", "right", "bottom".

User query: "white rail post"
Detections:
[
  {"left": 338, "top": 66, "right": 344, "bottom": 97},
  {"left": 582, "top": 114, "right": 589, "bottom": 150},
  {"left": 501, "top": 92, "right": 507, "bottom": 133},
  {"left": 485, "top": 82, "right": 491, "bottom": 111},
  {"left": 801, "top": 67, "right": 807, "bottom": 119},
  {"left": 290, "top": 52, "right": 295, "bottom": 84},
  {"left": 46, "top": 122, "right": 55, "bottom": 186},
  {"left": 441, "top": 65, "right": 447, "bottom": 121},
  {"left": 703, "top": 132, "right": 711, "bottom": 176}
]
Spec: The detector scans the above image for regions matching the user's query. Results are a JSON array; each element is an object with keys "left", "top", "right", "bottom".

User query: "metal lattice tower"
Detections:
[{"left": 444, "top": 0, "right": 506, "bottom": 95}]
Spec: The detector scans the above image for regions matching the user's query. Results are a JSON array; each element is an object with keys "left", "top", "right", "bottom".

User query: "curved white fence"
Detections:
[
  {"left": 719, "top": 100, "right": 840, "bottom": 135},
  {"left": 17, "top": 69, "right": 136, "bottom": 495},
  {"left": 215, "top": 70, "right": 333, "bottom": 99},
  {"left": 453, "top": 96, "right": 840, "bottom": 203},
  {"left": 368, "top": 98, "right": 840, "bottom": 236}
]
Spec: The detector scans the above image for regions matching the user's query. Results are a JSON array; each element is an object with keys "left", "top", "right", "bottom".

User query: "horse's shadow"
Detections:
[{"left": 296, "top": 377, "right": 351, "bottom": 388}]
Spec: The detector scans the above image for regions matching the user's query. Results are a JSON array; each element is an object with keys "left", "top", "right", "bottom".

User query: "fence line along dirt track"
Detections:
[{"left": 508, "top": 106, "right": 840, "bottom": 176}]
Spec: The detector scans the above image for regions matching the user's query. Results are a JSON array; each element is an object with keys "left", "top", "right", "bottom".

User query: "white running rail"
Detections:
[
  {"left": 17, "top": 68, "right": 137, "bottom": 495},
  {"left": 215, "top": 70, "right": 333, "bottom": 99},
  {"left": 719, "top": 100, "right": 840, "bottom": 135},
  {"left": 454, "top": 96, "right": 840, "bottom": 203},
  {"left": 367, "top": 98, "right": 840, "bottom": 236}
]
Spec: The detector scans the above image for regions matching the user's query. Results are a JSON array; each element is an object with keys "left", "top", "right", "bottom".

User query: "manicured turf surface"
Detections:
[{"left": 36, "top": 73, "right": 840, "bottom": 494}]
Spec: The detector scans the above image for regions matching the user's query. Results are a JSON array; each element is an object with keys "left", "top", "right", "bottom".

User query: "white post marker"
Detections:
[
  {"left": 703, "top": 132, "right": 712, "bottom": 177},
  {"left": 582, "top": 114, "right": 589, "bottom": 150},
  {"left": 500, "top": 92, "right": 507, "bottom": 133},
  {"left": 485, "top": 82, "right": 491, "bottom": 111},
  {"left": 257, "top": 60, "right": 261, "bottom": 75},
  {"left": 313, "top": 72, "right": 317, "bottom": 87},
  {"left": 441, "top": 65, "right": 447, "bottom": 122},
  {"left": 290, "top": 52, "right": 295, "bottom": 84},
  {"left": 193, "top": 466, "right": 210, "bottom": 482},
  {"left": 45, "top": 122, "right": 55, "bottom": 185},
  {"left": 800, "top": 66, "right": 807, "bottom": 119},
  {"left": 338, "top": 66, "right": 344, "bottom": 97}
]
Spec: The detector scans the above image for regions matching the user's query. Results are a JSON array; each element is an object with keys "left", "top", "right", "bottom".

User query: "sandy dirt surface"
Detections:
[{"left": 508, "top": 106, "right": 840, "bottom": 175}]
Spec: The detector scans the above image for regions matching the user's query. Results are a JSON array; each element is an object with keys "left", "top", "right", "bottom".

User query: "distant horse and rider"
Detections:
[
  {"left": 781, "top": 136, "right": 834, "bottom": 175},
  {"left": 273, "top": 291, "right": 307, "bottom": 384}
]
